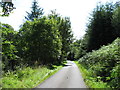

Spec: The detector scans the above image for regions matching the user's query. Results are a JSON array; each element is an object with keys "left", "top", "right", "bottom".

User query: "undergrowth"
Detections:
[
  {"left": 76, "top": 38, "right": 120, "bottom": 88},
  {"left": 75, "top": 61, "right": 110, "bottom": 88},
  {"left": 2, "top": 62, "right": 65, "bottom": 88}
]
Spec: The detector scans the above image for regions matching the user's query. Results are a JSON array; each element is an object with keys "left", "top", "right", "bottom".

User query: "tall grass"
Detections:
[
  {"left": 2, "top": 64, "right": 63, "bottom": 88},
  {"left": 75, "top": 61, "right": 110, "bottom": 88}
]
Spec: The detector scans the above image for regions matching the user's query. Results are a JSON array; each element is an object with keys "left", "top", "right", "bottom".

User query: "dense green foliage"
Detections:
[
  {"left": 86, "top": 2, "right": 117, "bottom": 52},
  {"left": 1, "top": 2, "right": 73, "bottom": 89},
  {"left": 78, "top": 38, "right": 120, "bottom": 88},
  {"left": 1, "top": 23, "right": 19, "bottom": 71},
  {"left": 1, "top": 10, "right": 73, "bottom": 72},
  {"left": 18, "top": 16, "right": 62, "bottom": 65},
  {"left": 2, "top": 64, "right": 63, "bottom": 88},
  {"left": 74, "top": 2, "right": 120, "bottom": 54},
  {"left": 48, "top": 11, "right": 73, "bottom": 60},
  {"left": 112, "top": 5, "right": 120, "bottom": 37},
  {"left": 68, "top": 39, "right": 81, "bottom": 60},
  {"left": 1, "top": 0, "right": 120, "bottom": 88},
  {"left": 75, "top": 61, "right": 110, "bottom": 88},
  {"left": 2, "top": 8, "right": 72, "bottom": 87},
  {"left": 74, "top": 1, "right": 120, "bottom": 88},
  {"left": 75, "top": 2, "right": 120, "bottom": 57},
  {"left": 71, "top": 33, "right": 88, "bottom": 60}
]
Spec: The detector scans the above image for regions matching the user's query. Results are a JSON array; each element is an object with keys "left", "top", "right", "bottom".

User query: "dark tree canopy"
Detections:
[{"left": 86, "top": 2, "right": 116, "bottom": 52}]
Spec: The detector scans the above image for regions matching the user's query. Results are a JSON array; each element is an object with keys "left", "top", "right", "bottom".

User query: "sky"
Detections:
[{"left": 0, "top": 0, "right": 118, "bottom": 39}]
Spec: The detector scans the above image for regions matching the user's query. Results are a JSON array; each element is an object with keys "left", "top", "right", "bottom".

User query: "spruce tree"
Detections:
[
  {"left": 25, "top": 0, "right": 44, "bottom": 21},
  {"left": 87, "top": 2, "right": 115, "bottom": 52}
]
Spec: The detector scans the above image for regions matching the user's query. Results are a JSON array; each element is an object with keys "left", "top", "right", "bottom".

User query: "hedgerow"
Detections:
[{"left": 79, "top": 38, "right": 120, "bottom": 88}]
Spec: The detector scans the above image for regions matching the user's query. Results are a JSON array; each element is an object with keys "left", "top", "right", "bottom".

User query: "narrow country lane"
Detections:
[{"left": 35, "top": 60, "right": 88, "bottom": 88}]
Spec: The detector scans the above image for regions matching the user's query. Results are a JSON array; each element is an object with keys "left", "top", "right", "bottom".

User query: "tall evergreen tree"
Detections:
[
  {"left": 87, "top": 2, "right": 116, "bottom": 52},
  {"left": 25, "top": 0, "right": 44, "bottom": 21},
  {"left": 59, "top": 17, "right": 73, "bottom": 59},
  {"left": 112, "top": 4, "right": 120, "bottom": 38}
]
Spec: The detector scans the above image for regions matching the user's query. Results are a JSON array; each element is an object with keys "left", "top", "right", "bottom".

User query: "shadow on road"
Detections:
[
  {"left": 62, "top": 64, "right": 72, "bottom": 67},
  {"left": 47, "top": 60, "right": 71, "bottom": 70}
]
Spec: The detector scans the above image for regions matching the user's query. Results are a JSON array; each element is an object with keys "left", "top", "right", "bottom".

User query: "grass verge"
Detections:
[
  {"left": 2, "top": 61, "right": 66, "bottom": 88},
  {"left": 74, "top": 61, "right": 110, "bottom": 88}
]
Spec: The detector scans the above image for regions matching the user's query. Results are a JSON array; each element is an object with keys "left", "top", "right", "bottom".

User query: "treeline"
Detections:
[
  {"left": 1, "top": 0, "right": 73, "bottom": 72},
  {"left": 73, "top": 2, "right": 120, "bottom": 58},
  {"left": 72, "top": 1, "right": 120, "bottom": 88}
]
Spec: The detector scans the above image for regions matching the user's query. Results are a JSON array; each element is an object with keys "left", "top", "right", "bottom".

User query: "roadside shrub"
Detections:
[
  {"left": 79, "top": 38, "right": 120, "bottom": 88},
  {"left": 110, "top": 64, "right": 120, "bottom": 88}
]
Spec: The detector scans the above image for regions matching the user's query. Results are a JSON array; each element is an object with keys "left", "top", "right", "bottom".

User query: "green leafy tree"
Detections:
[
  {"left": 48, "top": 10, "right": 73, "bottom": 61},
  {"left": 1, "top": 23, "right": 19, "bottom": 71},
  {"left": 25, "top": 0, "right": 44, "bottom": 21},
  {"left": 19, "top": 17, "right": 62, "bottom": 65},
  {"left": 68, "top": 39, "right": 81, "bottom": 60},
  {"left": 59, "top": 17, "right": 73, "bottom": 58}
]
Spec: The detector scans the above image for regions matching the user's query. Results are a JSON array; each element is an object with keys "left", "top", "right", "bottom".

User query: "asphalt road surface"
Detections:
[{"left": 35, "top": 60, "right": 87, "bottom": 88}]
